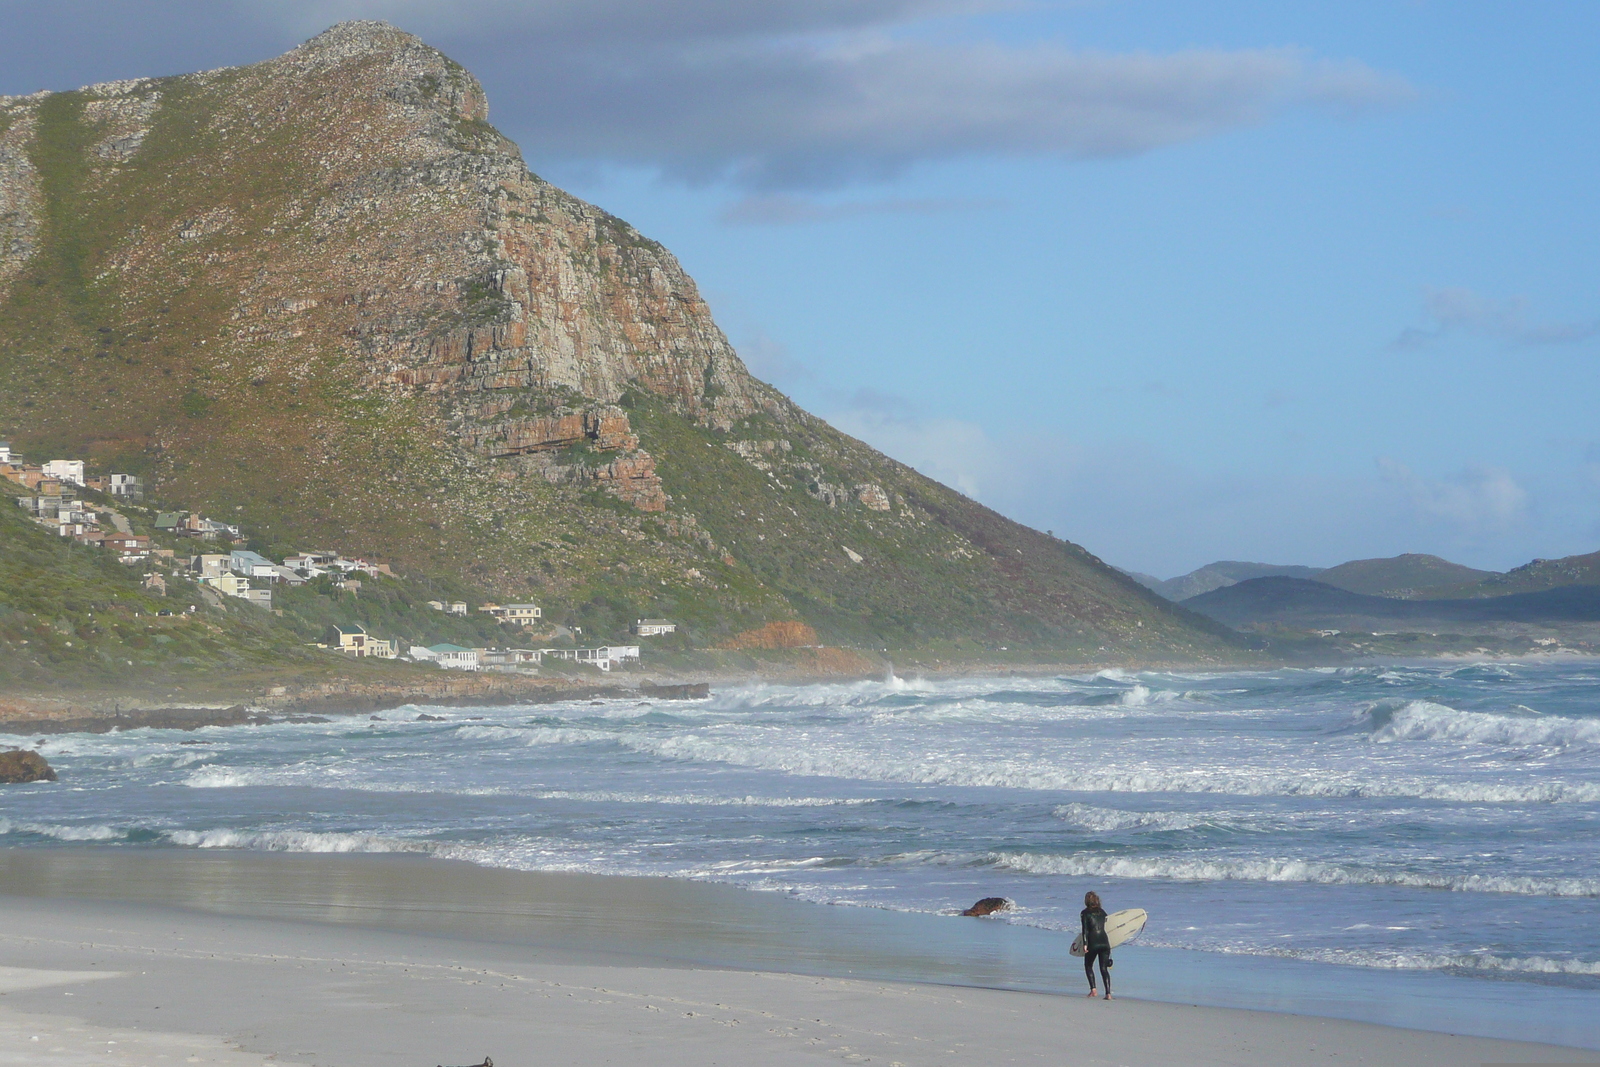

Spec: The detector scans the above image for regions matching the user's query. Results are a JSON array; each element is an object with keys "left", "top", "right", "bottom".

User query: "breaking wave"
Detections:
[
  {"left": 990, "top": 851, "right": 1600, "bottom": 897},
  {"left": 166, "top": 828, "right": 435, "bottom": 854},
  {"left": 1363, "top": 700, "right": 1600, "bottom": 747},
  {"left": 0, "top": 818, "right": 127, "bottom": 842}
]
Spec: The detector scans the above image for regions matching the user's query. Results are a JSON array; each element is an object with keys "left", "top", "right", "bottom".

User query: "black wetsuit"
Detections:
[{"left": 1081, "top": 906, "right": 1112, "bottom": 994}]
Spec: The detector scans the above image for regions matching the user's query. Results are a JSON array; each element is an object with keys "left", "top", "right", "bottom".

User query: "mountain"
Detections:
[
  {"left": 1151, "top": 561, "right": 1326, "bottom": 602},
  {"left": 1185, "top": 576, "right": 1600, "bottom": 632},
  {"left": 1117, "top": 568, "right": 1166, "bottom": 593},
  {"left": 1315, "top": 554, "right": 1496, "bottom": 598},
  {"left": 1421, "top": 549, "right": 1600, "bottom": 600},
  {"left": 0, "top": 22, "right": 1235, "bottom": 659}
]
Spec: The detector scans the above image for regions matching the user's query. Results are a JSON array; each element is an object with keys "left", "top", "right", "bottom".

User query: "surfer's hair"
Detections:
[{"left": 1084, "top": 891, "right": 1101, "bottom": 908}]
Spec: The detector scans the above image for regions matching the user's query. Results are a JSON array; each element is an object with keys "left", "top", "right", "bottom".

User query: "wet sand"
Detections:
[{"left": 0, "top": 849, "right": 1594, "bottom": 1067}]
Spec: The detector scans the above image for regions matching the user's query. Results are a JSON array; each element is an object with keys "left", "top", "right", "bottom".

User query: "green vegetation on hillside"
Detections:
[{"left": 0, "top": 485, "right": 328, "bottom": 694}]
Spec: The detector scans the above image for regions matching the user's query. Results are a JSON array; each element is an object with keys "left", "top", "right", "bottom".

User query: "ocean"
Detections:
[{"left": 4, "top": 662, "right": 1599, "bottom": 1039}]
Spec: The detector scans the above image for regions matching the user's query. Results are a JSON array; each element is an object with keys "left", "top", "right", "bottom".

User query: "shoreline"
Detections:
[
  {"left": 2, "top": 847, "right": 1598, "bottom": 1059},
  {"left": 1, "top": 849, "right": 1593, "bottom": 1067},
  {"left": 9, "top": 651, "right": 1597, "bottom": 729}
]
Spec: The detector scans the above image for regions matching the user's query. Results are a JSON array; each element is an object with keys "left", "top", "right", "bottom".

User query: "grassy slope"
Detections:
[
  {"left": 1421, "top": 550, "right": 1600, "bottom": 600},
  {"left": 1316, "top": 554, "right": 1497, "bottom": 598},
  {"left": 0, "top": 485, "right": 591, "bottom": 701},
  {"left": 0, "top": 483, "right": 341, "bottom": 698}
]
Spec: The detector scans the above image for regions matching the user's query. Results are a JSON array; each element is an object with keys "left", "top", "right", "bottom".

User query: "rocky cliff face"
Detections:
[{"left": 0, "top": 22, "right": 1234, "bottom": 657}]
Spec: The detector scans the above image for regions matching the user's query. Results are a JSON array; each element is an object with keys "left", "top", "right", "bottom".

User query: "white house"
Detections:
[
  {"left": 633, "top": 619, "right": 677, "bottom": 636},
  {"left": 324, "top": 623, "right": 393, "bottom": 657},
  {"left": 204, "top": 573, "right": 252, "bottom": 598},
  {"left": 480, "top": 603, "right": 542, "bottom": 625},
  {"left": 535, "top": 646, "right": 640, "bottom": 671},
  {"left": 423, "top": 643, "right": 479, "bottom": 670},
  {"left": 43, "top": 460, "right": 85, "bottom": 486}
]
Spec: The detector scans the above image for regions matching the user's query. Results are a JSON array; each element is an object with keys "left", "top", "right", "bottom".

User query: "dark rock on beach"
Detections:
[
  {"left": 0, "top": 706, "right": 266, "bottom": 734},
  {"left": 961, "top": 897, "right": 1012, "bottom": 917},
  {"left": 0, "top": 748, "right": 57, "bottom": 783}
]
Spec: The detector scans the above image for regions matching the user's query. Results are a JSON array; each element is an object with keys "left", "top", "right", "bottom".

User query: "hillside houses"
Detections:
[
  {"left": 479, "top": 603, "right": 542, "bottom": 626},
  {"left": 2, "top": 445, "right": 140, "bottom": 504},
  {"left": 322, "top": 623, "right": 397, "bottom": 658},
  {"left": 407, "top": 643, "right": 638, "bottom": 672},
  {"left": 410, "top": 643, "right": 479, "bottom": 670},
  {"left": 3, "top": 442, "right": 665, "bottom": 673},
  {"left": 155, "top": 512, "right": 242, "bottom": 541}
]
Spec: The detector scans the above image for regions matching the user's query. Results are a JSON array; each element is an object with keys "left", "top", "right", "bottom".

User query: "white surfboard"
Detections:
[{"left": 1070, "top": 908, "right": 1147, "bottom": 957}]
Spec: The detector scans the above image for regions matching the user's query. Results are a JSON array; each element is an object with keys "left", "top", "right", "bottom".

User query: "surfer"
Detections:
[{"left": 1080, "top": 891, "right": 1112, "bottom": 999}]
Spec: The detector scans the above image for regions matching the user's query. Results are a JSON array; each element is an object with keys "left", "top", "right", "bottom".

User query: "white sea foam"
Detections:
[
  {"left": 990, "top": 850, "right": 1600, "bottom": 897},
  {"left": 1052, "top": 803, "right": 1231, "bottom": 833},
  {"left": 166, "top": 828, "right": 433, "bottom": 853},
  {"left": 525, "top": 789, "right": 875, "bottom": 807},
  {"left": 593, "top": 729, "right": 1600, "bottom": 804},
  {"left": 1365, "top": 699, "right": 1600, "bottom": 747},
  {"left": 184, "top": 766, "right": 269, "bottom": 788},
  {"left": 0, "top": 818, "right": 126, "bottom": 841},
  {"left": 1161, "top": 941, "right": 1600, "bottom": 977}
]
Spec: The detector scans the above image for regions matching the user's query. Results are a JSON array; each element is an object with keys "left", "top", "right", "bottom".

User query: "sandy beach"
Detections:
[{"left": 0, "top": 851, "right": 1593, "bottom": 1067}]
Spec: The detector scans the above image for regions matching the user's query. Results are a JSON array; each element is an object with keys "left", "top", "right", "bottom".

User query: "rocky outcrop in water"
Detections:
[{"left": 0, "top": 748, "right": 56, "bottom": 783}]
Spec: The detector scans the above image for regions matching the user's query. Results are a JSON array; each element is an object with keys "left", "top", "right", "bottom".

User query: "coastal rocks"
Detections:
[
  {"left": 0, "top": 706, "right": 269, "bottom": 734},
  {"left": 961, "top": 897, "right": 1011, "bottom": 917},
  {"left": 0, "top": 748, "right": 57, "bottom": 783}
]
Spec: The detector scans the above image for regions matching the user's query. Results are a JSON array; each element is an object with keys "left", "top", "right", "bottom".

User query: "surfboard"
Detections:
[{"left": 1070, "top": 908, "right": 1147, "bottom": 957}]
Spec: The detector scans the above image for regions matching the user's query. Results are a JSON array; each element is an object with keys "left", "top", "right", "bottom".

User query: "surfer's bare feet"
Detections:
[
  {"left": 1085, "top": 990, "right": 1098, "bottom": 998},
  {"left": 1103, "top": 993, "right": 1113, "bottom": 1001}
]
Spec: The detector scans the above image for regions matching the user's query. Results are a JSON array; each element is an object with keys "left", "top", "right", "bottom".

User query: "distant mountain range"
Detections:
[
  {"left": 1132, "top": 551, "right": 1600, "bottom": 602},
  {"left": 1312, "top": 554, "right": 1495, "bottom": 598},
  {"left": 1184, "top": 577, "right": 1600, "bottom": 633},
  {"left": 1125, "top": 550, "right": 1600, "bottom": 636},
  {"left": 1124, "top": 562, "right": 1326, "bottom": 602}
]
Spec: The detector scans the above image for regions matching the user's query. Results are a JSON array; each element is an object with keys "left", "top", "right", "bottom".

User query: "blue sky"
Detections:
[{"left": 4, "top": 1, "right": 1596, "bottom": 577}]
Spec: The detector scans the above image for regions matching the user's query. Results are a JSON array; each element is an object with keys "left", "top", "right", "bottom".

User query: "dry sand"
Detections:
[{"left": 0, "top": 892, "right": 1593, "bottom": 1067}]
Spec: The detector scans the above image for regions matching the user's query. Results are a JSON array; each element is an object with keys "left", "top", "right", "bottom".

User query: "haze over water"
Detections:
[{"left": 6, "top": 663, "right": 1600, "bottom": 1014}]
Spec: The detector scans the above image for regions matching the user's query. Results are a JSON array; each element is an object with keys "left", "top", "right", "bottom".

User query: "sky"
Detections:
[{"left": 3, "top": 1, "right": 1597, "bottom": 578}]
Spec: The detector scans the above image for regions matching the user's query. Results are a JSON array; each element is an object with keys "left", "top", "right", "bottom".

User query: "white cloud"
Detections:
[
  {"left": 828, "top": 400, "right": 1552, "bottom": 575},
  {"left": 831, "top": 408, "right": 1005, "bottom": 499},
  {"left": 1377, "top": 458, "right": 1529, "bottom": 528},
  {"left": 1394, "top": 287, "right": 1600, "bottom": 349},
  {"left": 248, "top": 1, "right": 1413, "bottom": 189}
]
